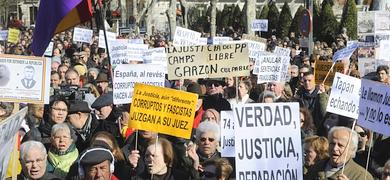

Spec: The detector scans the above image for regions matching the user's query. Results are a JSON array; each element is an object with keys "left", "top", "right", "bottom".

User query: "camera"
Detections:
[{"left": 53, "top": 85, "right": 90, "bottom": 101}]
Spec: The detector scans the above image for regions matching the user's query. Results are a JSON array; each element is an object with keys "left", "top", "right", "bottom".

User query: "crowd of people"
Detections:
[{"left": 0, "top": 24, "right": 390, "bottom": 180}]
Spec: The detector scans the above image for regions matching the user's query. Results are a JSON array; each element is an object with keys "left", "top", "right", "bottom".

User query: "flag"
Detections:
[
  {"left": 31, "top": 0, "right": 93, "bottom": 56},
  {"left": 332, "top": 42, "right": 358, "bottom": 63}
]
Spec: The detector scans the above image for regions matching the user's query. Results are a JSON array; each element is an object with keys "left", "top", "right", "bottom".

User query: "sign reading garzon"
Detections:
[
  {"left": 129, "top": 83, "right": 198, "bottom": 139},
  {"left": 166, "top": 43, "right": 250, "bottom": 80}
]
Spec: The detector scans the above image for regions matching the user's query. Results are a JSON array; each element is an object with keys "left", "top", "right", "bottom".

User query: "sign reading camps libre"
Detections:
[
  {"left": 166, "top": 43, "right": 250, "bottom": 80},
  {"left": 129, "top": 83, "right": 198, "bottom": 139}
]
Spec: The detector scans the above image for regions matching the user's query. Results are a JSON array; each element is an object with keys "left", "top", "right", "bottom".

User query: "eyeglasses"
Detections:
[
  {"left": 201, "top": 171, "right": 216, "bottom": 178},
  {"left": 52, "top": 107, "right": 67, "bottom": 112},
  {"left": 206, "top": 82, "right": 221, "bottom": 87},
  {"left": 200, "top": 137, "right": 215, "bottom": 142},
  {"left": 357, "top": 131, "right": 367, "bottom": 137}
]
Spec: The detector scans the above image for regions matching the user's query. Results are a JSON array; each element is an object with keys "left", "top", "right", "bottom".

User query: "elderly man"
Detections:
[
  {"left": 16, "top": 141, "right": 61, "bottom": 180},
  {"left": 78, "top": 147, "right": 115, "bottom": 180},
  {"left": 65, "top": 69, "right": 80, "bottom": 86},
  {"left": 304, "top": 126, "right": 374, "bottom": 180},
  {"left": 202, "top": 79, "right": 231, "bottom": 112}
]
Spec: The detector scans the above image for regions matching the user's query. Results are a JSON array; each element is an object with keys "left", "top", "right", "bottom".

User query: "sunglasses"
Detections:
[
  {"left": 206, "top": 82, "right": 221, "bottom": 87},
  {"left": 200, "top": 137, "right": 215, "bottom": 142},
  {"left": 201, "top": 171, "right": 216, "bottom": 178},
  {"left": 383, "top": 172, "right": 390, "bottom": 177},
  {"left": 357, "top": 131, "right": 367, "bottom": 137}
]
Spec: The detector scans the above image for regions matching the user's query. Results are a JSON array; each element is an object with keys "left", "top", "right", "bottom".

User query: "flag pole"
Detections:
[
  {"left": 321, "top": 62, "right": 335, "bottom": 85},
  {"left": 97, "top": 2, "right": 113, "bottom": 78}
]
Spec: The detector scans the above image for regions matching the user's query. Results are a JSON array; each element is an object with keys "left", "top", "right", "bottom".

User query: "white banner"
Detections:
[
  {"left": 197, "top": 38, "right": 207, "bottom": 45},
  {"left": 173, "top": 27, "right": 202, "bottom": 46},
  {"left": 73, "top": 27, "right": 93, "bottom": 44},
  {"left": 327, "top": 73, "right": 361, "bottom": 119},
  {"left": 98, "top": 30, "right": 116, "bottom": 49},
  {"left": 251, "top": 19, "right": 268, "bottom": 32},
  {"left": 246, "top": 40, "right": 266, "bottom": 59},
  {"left": 143, "top": 47, "right": 167, "bottom": 72},
  {"left": 210, "top": 37, "right": 232, "bottom": 45},
  {"left": 0, "top": 107, "right": 27, "bottom": 180},
  {"left": 254, "top": 54, "right": 290, "bottom": 83},
  {"left": 220, "top": 111, "right": 235, "bottom": 157},
  {"left": 379, "top": 40, "right": 390, "bottom": 61},
  {"left": 358, "top": 79, "right": 390, "bottom": 136},
  {"left": 273, "top": 46, "right": 291, "bottom": 57},
  {"left": 112, "top": 64, "right": 165, "bottom": 104},
  {"left": 44, "top": 42, "right": 54, "bottom": 57},
  {"left": 129, "top": 39, "right": 144, "bottom": 44},
  {"left": 0, "top": 30, "right": 8, "bottom": 41},
  {"left": 128, "top": 44, "right": 148, "bottom": 62},
  {"left": 109, "top": 39, "right": 129, "bottom": 65},
  {"left": 234, "top": 103, "right": 302, "bottom": 179}
]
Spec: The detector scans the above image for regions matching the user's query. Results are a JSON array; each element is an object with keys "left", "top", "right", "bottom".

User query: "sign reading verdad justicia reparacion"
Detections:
[{"left": 166, "top": 43, "right": 250, "bottom": 80}]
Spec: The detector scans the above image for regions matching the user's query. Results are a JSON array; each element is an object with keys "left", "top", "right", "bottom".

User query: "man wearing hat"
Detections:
[
  {"left": 202, "top": 79, "right": 231, "bottom": 112},
  {"left": 78, "top": 147, "right": 116, "bottom": 180},
  {"left": 96, "top": 72, "right": 111, "bottom": 94}
]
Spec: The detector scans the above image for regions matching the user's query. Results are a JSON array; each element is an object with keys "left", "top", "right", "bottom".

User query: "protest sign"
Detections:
[
  {"left": 7, "top": 28, "right": 20, "bottom": 44},
  {"left": 253, "top": 54, "right": 290, "bottom": 83},
  {"left": 44, "top": 42, "right": 54, "bottom": 57},
  {"left": 98, "top": 30, "right": 116, "bottom": 49},
  {"left": 379, "top": 40, "right": 390, "bottom": 60},
  {"left": 0, "top": 30, "right": 8, "bottom": 41},
  {"left": 0, "top": 107, "right": 27, "bottom": 180},
  {"left": 109, "top": 39, "right": 129, "bottom": 65},
  {"left": 173, "top": 27, "right": 201, "bottom": 46},
  {"left": 0, "top": 55, "right": 50, "bottom": 104},
  {"left": 358, "top": 79, "right": 390, "bottom": 136},
  {"left": 233, "top": 103, "right": 302, "bottom": 180},
  {"left": 166, "top": 43, "right": 250, "bottom": 80},
  {"left": 326, "top": 73, "right": 361, "bottom": 119},
  {"left": 242, "top": 34, "right": 268, "bottom": 44},
  {"left": 112, "top": 64, "right": 165, "bottom": 104},
  {"left": 143, "top": 47, "right": 166, "bottom": 64},
  {"left": 129, "top": 38, "right": 144, "bottom": 44},
  {"left": 314, "top": 61, "right": 344, "bottom": 86},
  {"left": 332, "top": 42, "right": 358, "bottom": 62},
  {"left": 251, "top": 19, "right": 268, "bottom": 32},
  {"left": 128, "top": 44, "right": 148, "bottom": 62},
  {"left": 73, "top": 27, "right": 93, "bottom": 44},
  {"left": 245, "top": 40, "right": 266, "bottom": 58},
  {"left": 197, "top": 37, "right": 207, "bottom": 45},
  {"left": 375, "top": 11, "right": 390, "bottom": 34},
  {"left": 274, "top": 46, "right": 291, "bottom": 57},
  {"left": 358, "top": 58, "right": 376, "bottom": 77},
  {"left": 208, "top": 37, "right": 232, "bottom": 45},
  {"left": 129, "top": 83, "right": 198, "bottom": 139},
  {"left": 220, "top": 111, "right": 235, "bottom": 157},
  {"left": 358, "top": 11, "right": 375, "bottom": 35}
]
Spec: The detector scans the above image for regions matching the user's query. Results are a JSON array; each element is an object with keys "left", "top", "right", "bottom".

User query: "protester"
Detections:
[
  {"left": 78, "top": 147, "right": 118, "bottom": 180},
  {"left": 195, "top": 121, "right": 221, "bottom": 165},
  {"left": 303, "top": 136, "right": 329, "bottom": 175},
  {"left": 300, "top": 107, "right": 317, "bottom": 140},
  {"left": 202, "top": 108, "right": 220, "bottom": 124},
  {"left": 201, "top": 158, "right": 233, "bottom": 180}
]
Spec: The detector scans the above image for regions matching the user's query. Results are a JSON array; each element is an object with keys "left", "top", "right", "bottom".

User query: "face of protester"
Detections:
[
  {"left": 84, "top": 160, "right": 112, "bottom": 180},
  {"left": 97, "top": 105, "right": 112, "bottom": 119},
  {"left": 267, "top": 82, "right": 283, "bottom": 97},
  {"left": 378, "top": 70, "right": 388, "bottom": 83},
  {"left": 97, "top": 81, "right": 109, "bottom": 93},
  {"left": 299, "top": 67, "right": 309, "bottom": 79},
  {"left": 354, "top": 126, "right": 368, "bottom": 150},
  {"left": 21, "top": 148, "right": 47, "bottom": 179},
  {"left": 32, "top": 104, "right": 44, "bottom": 119},
  {"left": 145, "top": 143, "right": 168, "bottom": 175},
  {"left": 382, "top": 163, "right": 390, "bottom": 180},
  {"left": 51, "top": 129, "right": 72, "bottom": 152},
  {"left": 304, "top": 143, "right": 317, "bottom": 166},
  {"left": 238, "top": 82, "right": 248, "bottom": 97},
  {"left": 65, "top": 71, "right": 80, "bottom": 86},
  {"left": 198, "top": 132, "right": 218, "bottom": 158},
  {"left": 140, "top": 130, "right": 157, "bottom": 140},
  {"left": 291, "top": 68, "right": 298, "bottom": 78},
  {"left": 264, "top": 97, "right": 274, "bottom": 103},
  {"left": 50, "top": 101, "right": 68, "bottom": 124},
  {"left": 53, "top": 48, "right": 61, "bottom": 56},
  {"left": 202, "top": 164, "right": 218, "bottom": 180},
  {"left": 203, "top": 111, "right": 218, "bottom": 124},
  {"left": 328, "top": 129, "right": 353, "bottom": 167},
  {"left": 89, "top": 70, "right": 98, "bottom": 80},
  {"left": 51, "top": 73, "right": 60, "bottom": 88},
  {"left": 51, "top": 62, "right": 60, "bottom": 71},
  {"left": 206, "top": 82, "right": 224, "bottom": 95},
  {"left": 58, "top": 66, "right": 68, "bottom": 79},
  {"left": 300, "top": 112, "right": 305, "bottom": 128},
  {"left": 225, "top": 77, "right": 234, "bottom": 87},
  {"left": 303, "top": 74, "right": 315, "bottom": 92}
]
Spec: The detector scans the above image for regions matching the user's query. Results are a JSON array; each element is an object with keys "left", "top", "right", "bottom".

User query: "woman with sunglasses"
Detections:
[{"left": 194, "top": 121, "right": 221, "bottom": 171}]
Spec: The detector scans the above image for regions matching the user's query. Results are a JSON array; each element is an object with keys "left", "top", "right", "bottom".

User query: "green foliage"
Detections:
[
  {"left": 259, "top": 4, "right": 269, "bottom": 19},
  {"left": 289, "top": 5, "right": 304, "bottom": 37},
  {"left": 277, "top": 2, "right": 292, "bottom": 38},
  {"left": 319, "top": 0, "right": 339, "bottom": 44},
  {"left": 313, "top": 0, "right": 321, "bottom": 40},
  {"left": 339, "top": 0, "right": 357, "bottom": 40},
  {"left": 267, "top": 1, "right": 280, "bottom": 37},
  {"left": 232, "top": 5, "right": 242, "bottom": 29},
  {"left": 221, "top": 5, "right": 233, "bottom": 29}
]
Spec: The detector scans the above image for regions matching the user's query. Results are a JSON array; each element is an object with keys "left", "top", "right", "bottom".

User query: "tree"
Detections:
[
  {"left": 258, "top": 3, "right": 269, "bottom": 19},
  {"left": 232, "top": 4, "right": 242, "bottom": 30},
  {"left": 339, "top": 0, "right": 357, "bottom": 40},
  {"left": 166, "top": 0, "right": 176, "bottom": 40},
  {"left": 277, "top": 2, "right": 292, "bottom": 38},
  {"left": 267, "top": 1, "right": 279, "bottom": 37},
  {"left": 318, "top": 0, "right": 339, "bottom": 44},
  {"left": 289, "top": 5, "right": 304, "bottom": 37},
  {"left": 313, "top": 0, "right": 321, "bottom": 40},
  {"left": 210, "top": 0, "right": 218, "bottom": 37},
  {"left": 221, "top": 5, "right": 231, "bottom": 28}
]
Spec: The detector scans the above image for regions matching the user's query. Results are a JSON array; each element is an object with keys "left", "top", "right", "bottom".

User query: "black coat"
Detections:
[{"left": 202, "top": 94, "right": 231, "bottom": 112}]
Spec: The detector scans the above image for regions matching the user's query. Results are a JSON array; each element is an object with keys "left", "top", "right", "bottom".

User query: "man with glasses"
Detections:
[{"left": 202, "top": 79, "right": 231, "bottom": 112}]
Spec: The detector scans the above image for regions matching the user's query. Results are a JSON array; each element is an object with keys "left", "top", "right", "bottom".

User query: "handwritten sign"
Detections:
[
  {"left": 98, "top": 30, "right": 116, "bottom": 49},
  {"left": 251, "top": 19, "right": 268, "bottom": 32},
  {"left": 220, "top": 111, "right": 235, "bottom": 157},
  {"left": 274, "top": 46, "right": 291, "bottom": 57},
  {"left": 109, "top": 39, "right": 129, "bottom": 65},
  {"left": 128, "top": 44, "right": 148, "bottom": 62},
  {"left": 7, "top": 28, "right": 20, "bottom": 44},
  {"left": 73, "top": 27, "right": 93, "bottom": 44},
  {"left": 254, "top": 54, "right": 290, "bottom": 83},
  {"left": 314, "top": 61, "right": 344, "bottom": 86},
  {"left": 43, "top": 42, "right": 54, "bottom": 57},
  {"left": 173, "top": 27, "right": 202, "bottom": 46}
]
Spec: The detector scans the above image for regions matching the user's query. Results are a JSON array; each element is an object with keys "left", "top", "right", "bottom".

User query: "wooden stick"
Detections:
[
  {"left": 341, "top": 119, "right": 357, "bottom": 174},
  {"left": 322, "top": 62, "right": 336, "bottom": 85},
  {"left": 364, "top": 133, "right": 374, "bottom": 180}
]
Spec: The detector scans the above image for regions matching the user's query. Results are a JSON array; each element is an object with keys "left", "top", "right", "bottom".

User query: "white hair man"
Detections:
[{"left": 305, "top": 126, "right": 374, "bottom": 180}]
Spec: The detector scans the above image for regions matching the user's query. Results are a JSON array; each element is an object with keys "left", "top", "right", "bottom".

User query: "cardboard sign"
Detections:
[
  {"left": 274, "top": 46, "right": 291, "bottom": 57},
  {"left": 358, "top": 79, "right": 390, "bottom": 136},
  {"left": 251, "top": 19, "right": 268, "bottom": 32},
  {"left": 7, "top": 28, "right": 20, "bottom": 44},
  {"left": 129, "top": 83, "right": 198, "bottom": 139},
  {"left": 98, "top": 30, "right": 116, "bottom": 49},
  {"left": 128, "top": 44, "right": 148, "bottom": 62},
  {"left": 0, "top": 30, "right": 8, "bottom": 41},
  {"left": 166, "top": 43, "right": 250, "bottom": 80},
  {"left": 254, "top": 54, "right": 290, "bottom": 83},
  {"left": 233, "top": 103, "right": 302, "bottom": 180},
  {"left": 333, "top": 42, "right": 358, "bottom": 62},
  {"left": 314, "top": 61, "right": 344, "bottom": 86},
  {"left": 73, "top": 27, "right": 93, "bottom": 44},
  {"left": 326, "top": 73, "right": 361, "bottom": 119},
  {"left": 43, "top": 42, "right": 54, "bottom": 57},
  {"left": 245, "top": 40, "right": 266, "bottom": 58},
  {"left": 109, "top": 39, "right": 129, "bottom": 65},
  {"left": 0, "top": 55, "right": 50, "bottom": 104},
  {"left": 112, "top": 64, "right": 165, "bottom": 104},
  {"left": 0, "top": 107, "right": 27, "bottom": 180},
  {"left": 173, "top": 27, "right": 201, "bottom": 46},
  {"left": 220, "top": 111, "right": 235, "bottom": 157}
]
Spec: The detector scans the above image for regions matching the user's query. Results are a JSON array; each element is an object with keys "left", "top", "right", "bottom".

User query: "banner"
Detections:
[
  {"left": 129, "top": 83, "right": 198, "bottom": 139},
  {"left": 0, "top": 30, "right": 8, "bottom": 41},
  {"left": 0, "top": 107, "right": 27, "bottom": 180},
  {"left": 112, "top": 64, "right": 165, "bottom": 104},
  {"left": 109, "top": 39, "right": 129, "bottom": 65},
  {"left": 43, "top": 42, "right": 54, "bottom": 57},
  {"left": 128, "top": 44, "right": 148, "bottom": 62},
  {"left": 98, "top": 30, "right": 116, "bottom": 49},
  {"left": 143, "top": 47, "right": 167, "bottom": 72},
  {"left": 242, "top": 34, "right": 267, "bottom": 44},
  {"left": 73, "top": 27, "right": 93, "bottom": 44},
  {"left": 273, "top": 46, "right": 291, "bottom": 57},
  {"left": 0, "top": 55, "right": 50, "bottom": 104},
  {"left": 326, "top": 73, "right": 361, "bottom": 119},
  {"left": 198, "top": 38, "right": 207, "bottom": 45},
  {"left": 173, "top": 27, "right": 201, "bottom": 46},
  {"left": 129, "top": 39, "right": 144, "bottom": 44},
  {"left": 166, "top": 43, "right": 250, "bottom": 80},
  {"left": 332, "top": 42, "right": 358, "bottom": 62},
  {"left": 358, "top": 79, "right": 390, "bottom": 136},
  {"left": 314, "top": 61, "right": 344, "bottom": 86},
  {"left": 220, "top": 111, "right": 235, "bottom": 157},
  {"left": 251, "top": 19, "right": 268, "bottom": 32},
  {"left": 254, "top": 54, "right": 290, "bottom": 83},
  {"left": 208, "top": 37, "right": 232, "bottom": 45},
  {"left": 234, "top": 103, "right": 302, "bottom": 179},
  {"left": 7, "top": 28, "right": 20, "bottom": 44},
  {"left": 245, "top": 40, "right": 266, "bottom": 58}
]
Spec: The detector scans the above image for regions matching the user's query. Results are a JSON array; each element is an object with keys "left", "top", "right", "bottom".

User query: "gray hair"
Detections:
[
  {"left": 291, "top": 65, "right": 299, "bottom": 71},
  {"left": 20, "top": 141, "right": 47, "bottom": 163},
  {"left": 51, "top": 123, "right": 71, "bottom": 136},
  {"left": 328, "top": 126, "right": 358, "bottom": 158},
  {"left": 258, "top": 90, "right": 276, "bottom": 102},
  {"left": 196, "top": 121, "right": 220, "bottom": 142}
]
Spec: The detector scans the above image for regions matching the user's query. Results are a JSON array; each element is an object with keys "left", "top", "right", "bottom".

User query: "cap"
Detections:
[
  {"left": 96, "top": 73, "right": 109, "bottom": 83},
  {"left": 79, "top": 147, "right": 114, "bottom": 166},
  {"left": 68, "top": 100, "right": 91, "bottom": 114},
  {"left": 91, "top": 92, "right": 113, "bottom": 109}
]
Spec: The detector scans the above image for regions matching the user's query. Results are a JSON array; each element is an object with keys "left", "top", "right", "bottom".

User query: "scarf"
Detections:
[{"left": 48, "top": 143, "right": 79, "bottom": 178}]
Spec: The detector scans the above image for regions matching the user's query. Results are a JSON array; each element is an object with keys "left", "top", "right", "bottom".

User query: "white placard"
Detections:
[
  {"left": 129, "top": 39, "right": 144, "bottom": 44},
  {"left": 109, "top": 39, "right": 129, "bottom": 65},
  {"left": 73, "top": 27, "right": 93, "bottom": 44},
  {"left": 234, "top": 103, "right": 302, "bottom": 179},
  {"left": 143, "top": 47, "right": 167, "bottom": 73},
  {"left": 245, "top": 40, "right": 266, "bottom": 58},
  {"left": 128, "top": 44, "right": 148, "bottom": 62},
  {"left": 358, "top": 79, "right": 390, "bottom": 136},
  {"left": 273, "top": 46, "right": 291, "bottom": 57},
  {"left": 197, "top": 38, "right": 207, "bottom": 45},
  {"left": 44, "top": 42, "right": 54, "bottom": 57},
  {"left": 210, "top": 37, "right": 232, "bottom": 45},
  {"left": 251, "top": 19, "right": 268, "bottom": 32},
  {"left": 98, "top": 30, "right": 116, "bottom": 49},
  {"left": 254, "top": 54, "right": 290, "bottom": 83},
  {"left": 0, "top": 30, "right": 8, "bottom": 41},
  {"left": 379, "top": 40, "right": 390, "bottom": 61},
  {"left": 220, "top": 111, "right": 235, "bottom": 157},
  {"left": 326, "top": 73, "right": 361, "bottom": 119},
  {"left": 173, "top": 27, "right": 202, "bottom": 46},
  {"left": 112, "top": 64, "right": 165, "bottom": 104},
  {"left": 358, "top": 58, "right": 376, "bottom": 77},
  {"left": 0, "top": 107, "right": 27, "bottom": 180}
]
